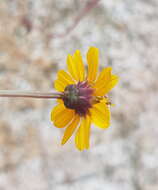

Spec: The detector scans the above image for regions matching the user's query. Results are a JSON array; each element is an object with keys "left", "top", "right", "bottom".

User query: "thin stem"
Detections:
[{"left": 0, "top": 90, "right": 63, "bottom": 99}]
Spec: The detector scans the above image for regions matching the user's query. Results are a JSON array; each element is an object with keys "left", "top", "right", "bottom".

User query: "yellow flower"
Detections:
[{"left": 51, "top": 47, "right": 118, "bottom": 151}]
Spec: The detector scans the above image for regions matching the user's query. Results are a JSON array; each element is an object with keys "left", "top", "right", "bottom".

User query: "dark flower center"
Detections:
[{"left": 63, "top": 81, "right": 94, "bottom": 116}]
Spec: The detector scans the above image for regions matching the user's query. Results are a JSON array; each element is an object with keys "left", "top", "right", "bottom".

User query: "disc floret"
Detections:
[{"left": 63, "top": 81, "right": 94, "bottom": 116}]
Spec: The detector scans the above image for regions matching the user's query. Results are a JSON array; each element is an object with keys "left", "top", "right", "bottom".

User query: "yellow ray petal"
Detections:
[
  {"left": 67, "top": 54, "right": 80, "bottom": 81},
  {"left": 93, "top": 67, "right": 112, "bottom": 96},
  {"left": 93, "top": 67, "right": 119, "bottom": 96},
  {"left": 87, "top": 47, "right": 99, "bottom": 82},
  {"left": 72, "top": 50, "right": 85, "bottom": 81},
  {"left": 51, "top": 103, "right": 75, "bottom": 128},
  {"left": 58, "top": 70, "right": 74, "bottom": 84},
  {"left": 61, "top": 115, "right": 80, "bottom": 145},
  {"left": 75, "top": 115, "right": 91, "bottom": 151},
  {"left": 56, "top": 99, "right": 64, "bottom": 104},
  {"left": 97, "top": 74, "right": 118, "bottom": 95},
  {"left": 54, "top": 79, "right": 65, "bottom": 92},
  {"left": 54, "top": 70, "right": 74, "bottom": 92},
  {"left": 94, "top": 67, "right": 112, "bottom": 87},
  {"left": 104, "top": 74, "right": 119, "bottom": 94},
  {"left": 90, "top": 101, "right": 110, "bottom": 129}
]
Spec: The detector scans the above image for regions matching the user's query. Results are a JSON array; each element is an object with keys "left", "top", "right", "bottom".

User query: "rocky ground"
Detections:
[{"left": 0, "top": 0, "right": 158, "bottom": 189}]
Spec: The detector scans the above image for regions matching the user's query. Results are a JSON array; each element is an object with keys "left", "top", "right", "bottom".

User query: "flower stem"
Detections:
[{"left": 0, "top": 90, "right": 63, "bottom": 99}]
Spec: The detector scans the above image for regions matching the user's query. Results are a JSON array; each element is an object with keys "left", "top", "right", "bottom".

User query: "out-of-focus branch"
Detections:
[{"left": 51, "top": 0, "right": 100, "bottom": 38}]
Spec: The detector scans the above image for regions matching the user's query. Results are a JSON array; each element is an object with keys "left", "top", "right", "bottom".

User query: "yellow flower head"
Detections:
[{"left": 51, "top": 47, "right": 119, "bottom": 151}]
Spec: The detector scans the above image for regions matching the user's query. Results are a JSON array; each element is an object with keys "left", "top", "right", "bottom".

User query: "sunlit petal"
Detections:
[
  {"left": 93, "top": 67, "right": 119, "bottom": 96},
  {"left": 90, "top": 101, "right": 110, "bottom": 129},
  {"left": 51, "top": 103, "right": 75, "bottom": 128},
  {"left": 54, "top": 70, "right": 74, "bottom": 92},
  {"left": 87, "top": 47, "right": 99, "bottom": 82},
  {"left": 75, "top": 115, "right": 91, "bottom": 151},
  {"left": 67, "top": 54, "right": 81, "bottom": 81},
  {"left": 61, "top": 115, "right": 80, "bottom": 145},
  {"left": 73, "top": 50, "right": 85, "bottom": 81},
  {"left": 104, "top": 74, "right": 119, "bottom": 94},
  {"left": 54, "top": 79, "right": 65, "bottom": 92}
]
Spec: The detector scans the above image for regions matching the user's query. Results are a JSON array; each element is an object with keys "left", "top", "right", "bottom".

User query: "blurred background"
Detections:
[{"left": 0, "top": 0, "right": 158, "bottom": 189}]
